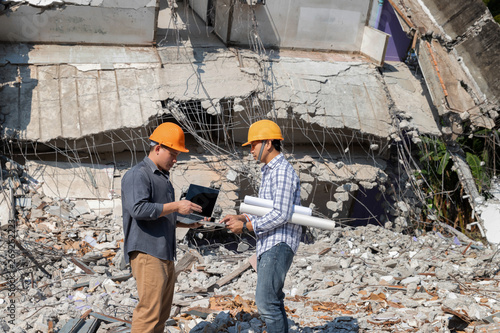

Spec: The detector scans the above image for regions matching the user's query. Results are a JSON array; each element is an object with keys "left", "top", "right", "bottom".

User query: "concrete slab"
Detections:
[
  {"left": 270, "top": 58, "right": 393, "bottom": 138},
  {"left": 0, "top": 44, "right": 160, "bottom": 67},
  {"left": 382, "top": 62, "right": 441, "bottom": 136},
  {"left": 71, "top": 200, "right": 91, "bottom": 217},
  {"left": 1, "top": 63, "right": 169, "bottom": 141},
  {"left": 0, "top": 39, "right": 263, "bottom": 141},
  {"left": 26, "top": 161, "right": 114, "bottom": 199},
  {"left": 156, "top": 58, "right": 259, "bottom": 101}
]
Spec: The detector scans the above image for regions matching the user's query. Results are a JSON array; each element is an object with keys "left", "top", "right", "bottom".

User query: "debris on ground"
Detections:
[{"left": 1, "top": 161, "right": 500, "bottom": 333}]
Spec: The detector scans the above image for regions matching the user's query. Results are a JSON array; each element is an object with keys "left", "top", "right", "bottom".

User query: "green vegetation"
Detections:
[
  {"left": 458, "top": 128, "right": 499, "bottom": 193},
  {"left": 417, "top": 136, "right": 470, "bottom": 234},
  {"left": 484, "top": 0, "right": 500, "bottom": 23},
  {"left": 415, "top": 128, "right": 499, "bottom": 238}
]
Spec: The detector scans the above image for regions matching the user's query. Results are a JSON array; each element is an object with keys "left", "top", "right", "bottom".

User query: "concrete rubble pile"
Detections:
[{"left": 1, "top": 162, "right": 500, "bottom": 333}]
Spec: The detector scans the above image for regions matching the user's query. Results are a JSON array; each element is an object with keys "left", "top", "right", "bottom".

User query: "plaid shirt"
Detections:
[{"left": 248, "top": 153, "right": 302, "bottom": 258}]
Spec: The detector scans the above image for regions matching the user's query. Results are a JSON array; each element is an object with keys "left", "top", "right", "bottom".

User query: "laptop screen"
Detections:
[
  {"left": 176, "top": 184, "right": 220, "bottom": 224},
  {"left": 183, "top": 184, "right": 220, "bottom": 218}
]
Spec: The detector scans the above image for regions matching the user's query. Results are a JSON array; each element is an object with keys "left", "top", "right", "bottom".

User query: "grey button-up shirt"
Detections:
[{"left": 121, "top": 156, "right": 177, "bottom": 263}]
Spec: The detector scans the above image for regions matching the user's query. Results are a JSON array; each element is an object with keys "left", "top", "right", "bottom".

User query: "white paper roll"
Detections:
[
  {"left": 240, "top": 203, "right": 335, "bottom": 230},
  {"left": 243, "top": 196, "right": 312, "bottom": 216}
]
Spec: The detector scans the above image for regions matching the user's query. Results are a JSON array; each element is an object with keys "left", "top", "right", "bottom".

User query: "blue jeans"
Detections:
[{"left": 255, "top": 243, "right": 294, "bottom": 333}]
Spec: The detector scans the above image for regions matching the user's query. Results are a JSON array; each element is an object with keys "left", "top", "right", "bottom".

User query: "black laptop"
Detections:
[{"left": 176, "top": 184, "right": 220, "bottom": 224}]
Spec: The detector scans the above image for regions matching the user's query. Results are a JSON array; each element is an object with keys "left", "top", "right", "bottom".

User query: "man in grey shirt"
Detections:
[{"left": 121, "top": 122, "right": 202, "bottom": 333}]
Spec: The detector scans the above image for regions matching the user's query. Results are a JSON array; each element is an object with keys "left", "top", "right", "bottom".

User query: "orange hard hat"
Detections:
[
  {"left": 149, "top": 122, "right": 189, "bottom": 153},
  {"left": 242, "top": 119, "right": 284, "bottom": 146}
]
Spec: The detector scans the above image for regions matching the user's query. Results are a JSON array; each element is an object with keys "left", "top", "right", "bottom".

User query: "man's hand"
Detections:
[
  {"left": 221, "top": 214, "right": 246, "bottom": 234},
  {"left": 177, "top": 214, "right": 211, "bottom": 229},
  {"left": 176, "top": 200, "right": 203, "bottom": 215},
  {"left": 177, "top": 221, "right": 202, "bottom": 228},
  {"left": 187, "top": 216, "right": 210, "bottom": 229}
]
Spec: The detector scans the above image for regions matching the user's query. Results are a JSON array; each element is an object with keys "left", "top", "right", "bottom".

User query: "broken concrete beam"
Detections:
[
  {"left": 207, "top": 259, "right": 253, "bottom": 291},
  {"left": 185, "top": 307, "right": 218, "bottom": 319},
  {"left": 436, "top": 221, "right": 475, "bottom": 244},
  {"left": 248, "top": 253, "right": 257, "bottom": 271},
  {"left": 442, "top": 306, "right": 471, "bottom": 324},
  {"left": 26, "top": 161, "right": 114, "bottom": 200},
  {"left": 175, "top": 250, "right": 201, "bottom": 279},
  {"left": 72, "top": 273, "right": 132, "bottom": 289},
  {"left": 89, "top": 312, "right": 131, "bottom": 327},
  {"left": 70, "top": 257, "right": 96, "bottom": 275},
  {"left": 61, "top": 309, "right": 93, "bottom": 333}
]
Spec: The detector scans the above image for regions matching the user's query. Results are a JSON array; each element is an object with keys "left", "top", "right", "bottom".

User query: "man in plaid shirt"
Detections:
[{"left": 222, "top": 119, "right": 302, "bottom": 333}]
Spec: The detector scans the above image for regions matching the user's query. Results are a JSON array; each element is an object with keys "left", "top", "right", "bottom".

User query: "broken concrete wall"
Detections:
[
  {"left": 26, "top": 161, "right": 114, "bottom": 200},
  {"left": 0, "top": 48, "right": 441, "bottom": 225},
  {"left": 418, "top": 0, "right": 488, "bottom": 40},
  {"left": 0, "top": 0, "right": 159, "bottom": 45},
  {"left": 402, "top": 0, "right": 500, "bottom": 107},
  {"left": 0, "top": 47, "right": 260, "bottom": 142},
  {"left": 455, "top": 20, "right": 500, "bottom": 106},
  {"left": 391, "top": 0, "right": 498, "bottom": 241},
  {"left": 14, "top": 146, "right": 390, "bottom": 228},
  {"left": 231, "top": 58, "right": 391, "bottom": 150},
  {"left": 0, "top": 44, "right": 441, "bottom": 150},
  {"left": 214, "top": 0, "right": 372, "bottom": 52},
  {"left": 419, "top": 0, "right": 500, "bottom": 105}
]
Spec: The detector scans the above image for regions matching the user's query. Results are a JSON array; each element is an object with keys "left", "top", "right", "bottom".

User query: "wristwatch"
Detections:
[{"left": 242, "top": 220, "right": 248, "bottom": 233}]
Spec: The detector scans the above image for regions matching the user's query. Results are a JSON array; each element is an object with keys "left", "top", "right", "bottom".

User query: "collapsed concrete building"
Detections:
[
  {"left": 0, "top": 0, "right": 498, "bottom": 232},
  {"left": 0, "top": 0, "right": 499, "bottom": 331}
]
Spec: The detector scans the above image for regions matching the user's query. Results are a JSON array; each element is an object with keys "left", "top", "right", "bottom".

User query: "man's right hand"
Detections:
[
  {"left": 221, "top": 214, "right": 248, "bottom": 234},
  {"left": 176, "top": 200, "right": 203, "bottom": 215}
]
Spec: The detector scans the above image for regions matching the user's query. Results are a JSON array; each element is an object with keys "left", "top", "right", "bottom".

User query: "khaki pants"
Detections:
[{"left": 130, "top": 251, "right": 175, "bottom": 333}]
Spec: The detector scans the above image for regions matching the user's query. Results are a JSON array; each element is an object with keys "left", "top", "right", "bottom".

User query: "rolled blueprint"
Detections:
[
  {"left": 244, "top": 195, "right": 312, "bottom": 216},
  {"left": 240, "top": 203, "right": 335, "bottom": 230}
]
